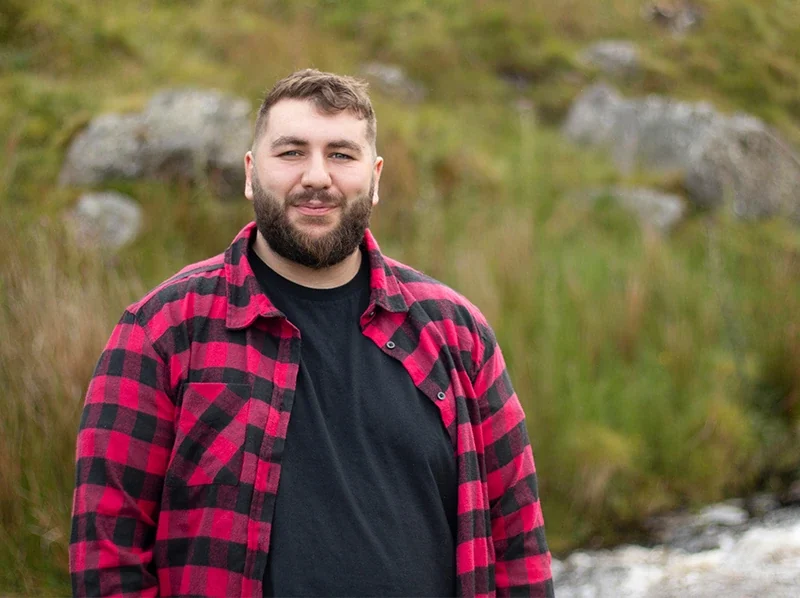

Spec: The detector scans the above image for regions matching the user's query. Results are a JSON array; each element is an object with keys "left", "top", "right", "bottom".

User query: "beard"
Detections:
[{"left": 251, "top": 174, "right": 374, "bottom": 269}]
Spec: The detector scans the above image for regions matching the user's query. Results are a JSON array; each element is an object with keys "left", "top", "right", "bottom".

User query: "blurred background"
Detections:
[{"left": 1, "top": 0, "right": 799, "bottom": 595}]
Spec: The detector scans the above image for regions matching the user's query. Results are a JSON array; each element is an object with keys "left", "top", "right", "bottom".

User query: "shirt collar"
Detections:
[{"left": 224, "top": 221, "right": 410, "bottom": 330}]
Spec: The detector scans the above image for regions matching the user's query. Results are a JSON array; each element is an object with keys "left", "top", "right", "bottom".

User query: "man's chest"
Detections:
[
  {"left": 292, "top": 326, "right": 455, "bottom": 470},
  {"left": 168, "top": 312, "right": 457, "bottom": 486}
]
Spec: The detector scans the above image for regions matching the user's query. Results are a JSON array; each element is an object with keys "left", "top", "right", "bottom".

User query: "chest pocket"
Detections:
[{"left": 166, "top": 382, "right": 251, "bottom": 486}]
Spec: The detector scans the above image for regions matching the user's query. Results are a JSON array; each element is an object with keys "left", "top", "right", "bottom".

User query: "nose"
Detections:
[{"left": 300, "top": 153, "right": 332, "bottom": 190}]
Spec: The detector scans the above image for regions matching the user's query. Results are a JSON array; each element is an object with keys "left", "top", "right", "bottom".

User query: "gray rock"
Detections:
[
  {"left": 140, "top": 89, "right": 252, "bottom": 196},
  {"left": 645, "top": 500, "right": 749, "bottom": 553},
  {"left": 563, "top": 83, "right": 800, "bottom": 222},
  {"left": 361, "top": 63, "right": 426, "bottom": 102},
  {"left": 59, "top": 114, "right": 147, "bottom": 186},
  {"left": 686, "top": 115, "right": 800, "bottom": 222},
  {"left": 60, "top": 89, "right": 252, "bottom": 197},
  {"left": 746, "top": 493, "right": 781, "bottom": 518},
  {"left": 563, "top": 83, "right": 723, "bottom": 174},
  {"left": 67, "top": 191, "right": 143, "bottom": 250},
  {"left": 784, "top": 480, "right": 800, "bottom": 505},
  {"left": 562, "top": 83, "right": 623, "bottom": 149},
  {"left": 647, "top": 513, "right": 725, "bottom": 553},
  {"left": 579, "top": 41, "right": 641, "bottom": 78}
]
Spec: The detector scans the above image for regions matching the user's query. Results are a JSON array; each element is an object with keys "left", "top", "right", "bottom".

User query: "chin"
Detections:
[{"left": 292, "top": 215, "right": 340, "bottom": 232}]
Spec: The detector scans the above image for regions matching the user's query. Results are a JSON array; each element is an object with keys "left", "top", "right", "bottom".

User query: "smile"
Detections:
[{"left": 293, "top": 204, "right": 338, "bottom": 216}]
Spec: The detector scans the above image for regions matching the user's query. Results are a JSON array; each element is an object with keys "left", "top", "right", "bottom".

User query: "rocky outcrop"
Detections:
[
  {"left": 686, "top": 115, "right": 800, "bottom": 221},
  {"left": 59, "top": 89, "right": 252, "bottom": 197},
  {"left": 563, "top": 83, "right": 721, "bottom": 174},
  {"left": 59, "top": 114, "right": 148, "bottom": 184},
  {"left": 66, "top": 191, "right": 143, "bottom": 250},
  {"left": 563, "top": 83, "right": 800, "bottom": 223}
]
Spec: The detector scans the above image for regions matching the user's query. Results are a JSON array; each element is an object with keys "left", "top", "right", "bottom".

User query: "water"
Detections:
[{"left": 553, "top": 507, "right": 800, "bottom": 597}]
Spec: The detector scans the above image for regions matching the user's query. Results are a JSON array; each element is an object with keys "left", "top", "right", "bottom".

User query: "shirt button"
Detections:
[
  {"left": 436, "top": 391, "right": 446, "bottom": 401},
  {"left": 385, "top": 341, "right": 396, "bottom": 349},
  {"left": 368, "top": 310, "right": 375, "bottom": 318}
]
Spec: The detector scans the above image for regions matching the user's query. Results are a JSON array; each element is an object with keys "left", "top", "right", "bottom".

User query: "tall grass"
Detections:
[
  {"left": 0, "top": 215, "right": 145, "bottom": 595},
  {"left": 378, "top": 111, "right": 800, "bottom": 550}
]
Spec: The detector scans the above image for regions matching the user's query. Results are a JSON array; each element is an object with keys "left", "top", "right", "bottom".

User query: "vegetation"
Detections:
[{"left": 1, "top": 0, "right": 799, "bottom": 594}]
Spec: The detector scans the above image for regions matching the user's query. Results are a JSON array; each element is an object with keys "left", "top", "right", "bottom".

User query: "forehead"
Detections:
[{"left": 261, "top": 99, "right": 369, "bottom": 146}]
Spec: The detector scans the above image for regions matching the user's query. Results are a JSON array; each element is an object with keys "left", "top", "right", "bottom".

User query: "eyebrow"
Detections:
[
  {"left": 270, "top": 136, "right": 363, "bottom": 155},
  {"left": 327, "top": 139, "right": 363, "bottom": 154},
  {"left": 270, "top": 136, "right": 307, "bottom": 149}
]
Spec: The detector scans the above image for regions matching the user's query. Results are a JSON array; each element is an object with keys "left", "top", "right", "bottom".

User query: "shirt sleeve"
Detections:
[
  {"left": 70, "top": 309, "right": 175, "bottom": 597},
  {"left": 473, "top": 340, "right": 554, "bottom": 598}
]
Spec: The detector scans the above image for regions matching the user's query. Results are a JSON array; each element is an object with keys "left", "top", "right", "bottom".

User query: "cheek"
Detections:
[
  {"left": 339, "top": 169, "right": 374, "bottom": 194},
  {"left": 264, "top": 176, "right": 294, "bottom": 195},
  {"left": 261, "top": 163, "right": 302, "bottom": 188}
]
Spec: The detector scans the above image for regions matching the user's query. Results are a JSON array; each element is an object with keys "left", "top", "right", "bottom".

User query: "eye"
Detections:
[
  {"left": 278, "top": 150, "right": 302, "bottom": 157},
  {"left": 331, "top": 152, "right": 354, "bottom": 160}
]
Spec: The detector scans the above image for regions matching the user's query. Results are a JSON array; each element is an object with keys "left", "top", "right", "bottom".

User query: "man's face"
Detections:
[{"left": 244, "top": 99, "right": 383, "bottom": 269}]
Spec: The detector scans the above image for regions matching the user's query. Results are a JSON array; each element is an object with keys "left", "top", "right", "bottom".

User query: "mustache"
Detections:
[{"left": 286, "top": 189, "right": 345, "bottom": 207}]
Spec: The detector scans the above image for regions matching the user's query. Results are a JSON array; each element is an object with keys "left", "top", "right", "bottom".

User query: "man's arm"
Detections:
[
  {"left": 70, "top": 309, "right": 174, "bottom": 597},
  {"left": 473, "top": 341, "right": 554, "bottom": 598}
]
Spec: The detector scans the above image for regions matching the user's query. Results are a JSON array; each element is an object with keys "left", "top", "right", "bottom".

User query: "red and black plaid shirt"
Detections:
[{"left": 70, "top": 222, "right": 553, "bottom": 597}]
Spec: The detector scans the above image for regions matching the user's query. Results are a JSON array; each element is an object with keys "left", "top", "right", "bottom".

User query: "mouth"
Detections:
[{"left": 292, "top": 202, "right": 339, "bottom": 217}]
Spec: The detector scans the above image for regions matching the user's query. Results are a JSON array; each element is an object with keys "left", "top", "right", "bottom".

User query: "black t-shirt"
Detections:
[{"left": 249, "top": 245, "right": 457, "bottom": 597}]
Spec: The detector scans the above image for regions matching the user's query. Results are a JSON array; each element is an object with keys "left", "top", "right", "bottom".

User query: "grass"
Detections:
[
  {"left": 0, "top": 214, "right": 146, "bottom": 594},
  {"left": 1, "top": 0, "right": 799, "bottom": 593}
]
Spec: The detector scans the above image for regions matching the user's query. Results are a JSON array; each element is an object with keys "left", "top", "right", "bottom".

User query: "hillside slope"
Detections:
[{"left": 1, "top": 0, "right": 799, "bottom": 594}]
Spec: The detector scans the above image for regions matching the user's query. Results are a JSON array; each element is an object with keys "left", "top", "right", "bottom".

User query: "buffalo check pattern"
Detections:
[{"left": 70, "top": 221, "right": 553, "bottom": 597}]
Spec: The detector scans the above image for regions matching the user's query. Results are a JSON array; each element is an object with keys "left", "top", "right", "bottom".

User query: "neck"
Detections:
[{"left": 252, "top": 231, "right": 363, "bottom": 289}]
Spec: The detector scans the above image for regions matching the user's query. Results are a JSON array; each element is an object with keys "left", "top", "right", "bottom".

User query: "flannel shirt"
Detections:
[{"left": 70, "top": 221, "right": 553, "bottom": 597}]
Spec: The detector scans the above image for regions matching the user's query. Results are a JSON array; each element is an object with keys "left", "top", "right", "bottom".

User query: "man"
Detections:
[{"left": 70, "top": 69, "right": 553, "bottom": 597}]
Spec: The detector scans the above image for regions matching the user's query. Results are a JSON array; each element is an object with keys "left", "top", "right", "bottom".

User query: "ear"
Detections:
[
  {"left": 371, "top": 156, "right": 384, "bottom": 206},
  {"left": 244, "top": 151, "right": 255, "bottom": 201}
]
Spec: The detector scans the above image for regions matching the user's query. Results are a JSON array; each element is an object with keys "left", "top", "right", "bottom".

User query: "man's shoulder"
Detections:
[
  {"left": 386, "top": 257, "right": 482, "bottom": 315},
  {"left": 384, "top": 256, "right": 497, "bottom": 363},
  {"left": 125, "top": 252, "right": 227, "bottom": 324}
]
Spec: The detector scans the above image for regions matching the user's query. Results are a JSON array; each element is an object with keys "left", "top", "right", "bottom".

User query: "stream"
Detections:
[{"left": 553, "top": 504, "right": 800, "bottom": 597}]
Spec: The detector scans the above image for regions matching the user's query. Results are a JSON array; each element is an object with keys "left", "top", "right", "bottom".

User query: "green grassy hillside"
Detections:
[{"left": 1, "top": 0, "right": 799, "bottom": 594}]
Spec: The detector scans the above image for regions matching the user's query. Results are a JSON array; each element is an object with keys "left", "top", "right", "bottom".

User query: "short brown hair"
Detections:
[{"left": 253, "top": 69, "right": 377, "bottom": 152}]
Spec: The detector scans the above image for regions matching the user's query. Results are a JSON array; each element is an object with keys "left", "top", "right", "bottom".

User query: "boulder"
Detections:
[
  {"left": 60, "top": 89, "right": 252, "bottom": 198},
  {"left": 784, "top": 480, "right": 800, "bottom": 505},
  {"left": 563, "top": 83, "right": 723, "bottom": 174},
  {"left": 139, "top": 89, "right": 252, "bottom": 196},
  {"left": 579, "top": 41, "right": 641, "bottom": 79},
  {"left": 686, "top": 115, "right": 800, "bottom": 222},
  {"left": 563, "top": 83, "right": 800, "bottom": 222},
  {"left": 646, "top": 500, "right": 750, "bottom": 553},
  {"left": 58, "top": 114, "right": 147, "bottom": 185},
  {"left": 66, "top": 191, "right": 143, "bottom": 250},
  {"left": 361, "top": 63, "right": 427, "bottom": 103},
  {"left": 745, "top": 493, "right": 781, "bottom": 518}
]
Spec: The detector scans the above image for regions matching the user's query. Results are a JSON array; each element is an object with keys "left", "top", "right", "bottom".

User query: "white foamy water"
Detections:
[{"left": 553, "top": 509, "right": 800, "bottom": 597}]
